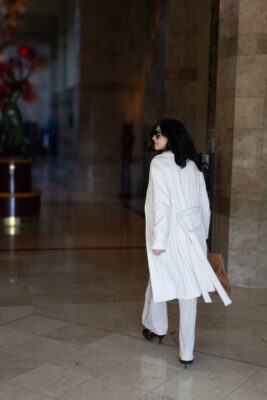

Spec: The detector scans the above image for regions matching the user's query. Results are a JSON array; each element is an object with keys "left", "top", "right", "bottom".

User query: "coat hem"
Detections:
[{"left": 152, "top": 292, "right": 202, "bottom": 303}]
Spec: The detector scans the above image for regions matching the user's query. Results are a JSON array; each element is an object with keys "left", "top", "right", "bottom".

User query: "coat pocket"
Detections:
[{"left": 177, "top": 207, "right": 202, "bottom": 233}]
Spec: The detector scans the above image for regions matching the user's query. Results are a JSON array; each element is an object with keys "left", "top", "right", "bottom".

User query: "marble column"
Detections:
[{"left": 213, "top": 0, "right": 267, "bottom": 286}]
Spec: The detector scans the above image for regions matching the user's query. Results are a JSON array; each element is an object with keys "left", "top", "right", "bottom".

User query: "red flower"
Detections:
[{"left": 18, "top": 45, "right": 35, "bottom": 58}]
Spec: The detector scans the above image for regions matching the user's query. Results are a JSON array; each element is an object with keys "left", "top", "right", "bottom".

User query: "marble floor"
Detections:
[{"left": 0, "top": 202, "right": 266, "bottom": 400}]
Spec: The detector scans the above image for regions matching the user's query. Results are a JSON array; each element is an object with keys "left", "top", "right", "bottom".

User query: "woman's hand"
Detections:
[{"left": 152, "top": 249, "right": 166, "bottom": 256}]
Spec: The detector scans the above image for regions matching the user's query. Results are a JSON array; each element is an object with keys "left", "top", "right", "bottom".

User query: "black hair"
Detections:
[{"left": 150, "top": 118, "right": 203, "bottom": 171}]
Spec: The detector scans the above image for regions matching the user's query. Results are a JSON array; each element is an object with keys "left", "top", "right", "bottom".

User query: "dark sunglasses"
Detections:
[{"left": 154, "top": 132, "right": 162, "bottom": 139}]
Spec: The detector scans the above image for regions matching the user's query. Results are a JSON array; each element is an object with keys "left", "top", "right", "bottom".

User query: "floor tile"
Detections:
[
  {"left": 8, "top": 364, "right": 92, "bottom": 398},
  {"left": 0, "top": 383, "right": 51, "bottom": 400},
  {"left": 0, "top": 351, "right": 41, "bottom": 382},
  {"left": 8, "top": 335, "right": 129, "bottom": 376},
  {"left": 6, "top": 315, "right": 68, "bottom": 335},
  {"left": 59, "top": 346, "right": 130, "bottom": 376},
  {"left": 242, "top": 368, "right": 267, "bottom": 394},
  {"left": 63, "top": 303, "right": 130, "bottom": 331},
  {"left": 34, "top": 304, "right": 67, "bottom": 320},
  {"left": 195, "top": 325, "right": 267, "bottom": 366},
  {"left": 43, "top": 322, "right": 110, "bottom": 346},
  {"left": 0, "top": 203, "right": 145, "bottom": 250},
  {"left": 154, "top": 371, "right": 240, "bottom": 400},
  {"left": 99, "top": 358, "right": 178, "bottom": 391},
  {"left": 188, "top": 353, "right": 260, "bottom": 384},
  {"left": 70, "top": 292, "right": 114, "bottom": 304},
  {"left": 6, "top": 336, "right": 88, "bottom": 365},
  {"left": 224, "top": 386, "right": 267, "bottom": 399},
  {"left": 195, "top": 296, "right": 267, "bottom": 367},
  {"left": 88, "top": 332, "right": 201, "bottom": 370},
  {"left": 31, "top": 294, "right": 71, "bottom": 307},
  {"left": 59, "top": 349, "right": 131, "bottom": 377},
  {"left": 0, "top": 306, "right": 33, "bottom": 325},
  {"left": 141, "top": 394, "right": 174, "bottom": 400},
  {"left": 0, "top": 281, "right": 29, "bottom": 295},
  {"left": 0, "top": 294, "right": 32, "bottom": 307},
  {"left": 57, "top": 374, "right": 147, "bottom": 400},
  {"left": 0, "top": 326, "right": 34, "bottom": 349}
]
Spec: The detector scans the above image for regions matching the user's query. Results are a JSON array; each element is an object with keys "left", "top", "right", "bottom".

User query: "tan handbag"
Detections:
[{"left": 208, "top": 253, "right": 231, "bottom": 295}]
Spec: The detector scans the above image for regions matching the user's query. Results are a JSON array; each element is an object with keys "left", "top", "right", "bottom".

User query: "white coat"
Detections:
[{"left": 145, "top": 151, "right": 232, "bottom": 306}]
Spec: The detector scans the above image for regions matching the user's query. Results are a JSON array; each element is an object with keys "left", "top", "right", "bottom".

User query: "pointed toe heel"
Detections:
[
  {"left": 142, "top": 329, "right": 165, "bottom": 344},
  {"left": 158, "top": 335, "right": 164, "bottom": 344},
  {"left": 179, "top": 357, "right": 194, "bottom": 369}
]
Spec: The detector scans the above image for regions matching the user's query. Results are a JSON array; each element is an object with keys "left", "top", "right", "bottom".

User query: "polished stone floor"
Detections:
[{"left": 0, "top": 202, "right": 266, "bottom": 400}]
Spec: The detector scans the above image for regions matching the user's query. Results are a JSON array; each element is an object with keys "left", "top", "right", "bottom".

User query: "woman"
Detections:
[{"left": 142, "top": 119, "right": 231, "bottom": 367}]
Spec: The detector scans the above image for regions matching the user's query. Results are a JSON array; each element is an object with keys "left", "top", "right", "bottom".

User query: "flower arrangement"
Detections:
[
  {"left": 0, "top": 45, "right": 46, "bottom": 108},
  {"left": 0, "top": 45, "right": 46, "bottom": 155}
]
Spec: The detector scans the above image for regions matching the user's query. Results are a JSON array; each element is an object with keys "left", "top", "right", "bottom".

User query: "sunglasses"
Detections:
[{"left": 154, "top": 132, "right": 162, "bottom": 139}]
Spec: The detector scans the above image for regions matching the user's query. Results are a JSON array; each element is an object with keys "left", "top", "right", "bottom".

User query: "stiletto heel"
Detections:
[
  {"left": 179, "top": 357, "right": 194, "bottom": 368},
  {"left": 142, "top": 329, "right": 165, "bottom": 344}
]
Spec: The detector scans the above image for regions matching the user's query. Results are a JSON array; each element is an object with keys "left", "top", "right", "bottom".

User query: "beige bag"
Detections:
[{"left": 208, "top": 253, "right": 231, "bottom": 295}]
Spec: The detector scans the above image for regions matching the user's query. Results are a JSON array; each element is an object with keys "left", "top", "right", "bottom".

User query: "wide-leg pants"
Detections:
[{"left": 142, "top": 280, "right": 197, "bottom": 361}]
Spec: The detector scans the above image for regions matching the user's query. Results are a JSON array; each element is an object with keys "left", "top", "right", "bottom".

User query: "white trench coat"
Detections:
[{"left": 145, "top": 151, "right": 232, "bottom": 306}]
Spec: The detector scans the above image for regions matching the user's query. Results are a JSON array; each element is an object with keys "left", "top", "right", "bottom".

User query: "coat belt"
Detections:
[{"left": 177, "top": 207, "right": 232, "bottom": 306}]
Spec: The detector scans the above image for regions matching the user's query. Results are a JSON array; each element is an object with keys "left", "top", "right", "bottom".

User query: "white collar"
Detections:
[{"left": 159, "top": 151, "right": 174, "bottom": 157}]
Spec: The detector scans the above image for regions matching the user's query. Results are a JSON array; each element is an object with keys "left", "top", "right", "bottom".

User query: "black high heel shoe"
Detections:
[
  {"left": 142, "top": 328, "right": 165, "bottom": 344},
  {"left": 179, "top": 357, "right": 194, "bottom": 369}
]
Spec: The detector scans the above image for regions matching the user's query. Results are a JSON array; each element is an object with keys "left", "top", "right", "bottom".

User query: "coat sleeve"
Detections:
[
  {"left": 200, "top": 172, "right": 211, "bottom": 239},
  {"left": 150, "top": 160, "right": 170, "bottom": 250}
]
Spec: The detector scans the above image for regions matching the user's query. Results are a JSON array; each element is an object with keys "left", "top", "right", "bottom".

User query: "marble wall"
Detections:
[
  {"left": 78, "top": 0, "right": 146, "bottom": 197},
  {"left": 140, "top": 0, "right": 169, "bottom": 195},
  {"left": 142, "top": 0, "right": 168, "bottom": 128},
  {"left": 213, "top": 0, "right": 267, "bottom": 286},
  {"left": 166, "top": 0, "right": 212, "bottom": 152}
]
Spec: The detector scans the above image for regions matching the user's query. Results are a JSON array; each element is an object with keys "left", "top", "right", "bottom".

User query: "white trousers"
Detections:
[{"left": 142, "top": 280, "right": 197, "bottom": 361}]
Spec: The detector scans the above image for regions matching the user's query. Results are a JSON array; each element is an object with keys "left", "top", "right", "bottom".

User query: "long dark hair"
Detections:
[{"left": 150, "top": 118, "right": 203, "bottom": 171}]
